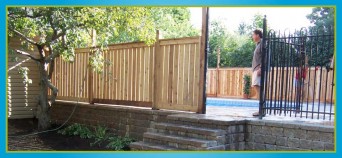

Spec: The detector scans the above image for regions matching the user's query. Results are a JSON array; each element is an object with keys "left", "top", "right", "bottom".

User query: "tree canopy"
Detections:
[
  {"left": 7, "top": 7, "right": 198, "bottom": 129},
  {"left": 208, "top": 14, "right": 263, "bottom": 68},
  {"left": 306, "top": 7, "right": 334, "bottom": 33},
  {"left": 105, "top": 7, "right": 199, "bottom": 44}
]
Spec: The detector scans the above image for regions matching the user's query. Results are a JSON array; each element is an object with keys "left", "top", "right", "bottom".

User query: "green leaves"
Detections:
[
  {"left": 18, "top": 66, "right": 32, "bottom": 84},
  {"left": 57, "top": 123, "right": 94, "bottom": 139},
  {"left": 208, "top": 14, "right": 265, "bottom": 68},
  {"left": 106, "top": 136, "right": 134, "bottom": 151},
  {"left": 208, "top": 20, "right": 253, "bottom": 68},
  {"left": 243, "top": 75, "right": 251, "bottom": 95},
  {"left": 307, "top": 7, "right": 334, "bottom": 32},
  {"left": 8, "top": 7, "right": 158, "bottom": 70},
  {"left": 58, "top": 123, "right": 133, "bottom": 150}
]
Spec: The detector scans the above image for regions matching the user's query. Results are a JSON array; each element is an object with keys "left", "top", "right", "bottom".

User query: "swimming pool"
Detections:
[
  {"left": 206, "top": 98, "right": 259, "bottom": 107},
  {"left": 206, "top": 97, "right": 334, "bottom": 113}
]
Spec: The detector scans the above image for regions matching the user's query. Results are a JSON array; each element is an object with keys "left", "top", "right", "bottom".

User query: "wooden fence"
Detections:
[
  {"left": 154, "top": 37, "right": 201, "bottom": 112},
  {"left": 206, "top": 67, "right": 335, "bottom": 103},
  {"left": 51, "top": 36, "right": 205, "bottom": 112}
]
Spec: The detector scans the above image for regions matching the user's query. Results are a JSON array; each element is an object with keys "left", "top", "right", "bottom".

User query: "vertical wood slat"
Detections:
[
  {"left": 168, "top": 45, "right": 174, "bottom": 104},
  {"left": 132, "top": 48, "right": 136, "bottom": 101},
  {"left": 193, "top": 42, "right": 200, "bottom": 109},
  {"left": 144, "top": 47, "right": 149, "bottom": 101},
  {"left": 115, "top": 50, "right": 119, "bottom": 100},
  {"left": 88, "top": 52, "right": 94, "bottom": 103},
  {"left": 178, "top": 44, "right": 185, "bottom": 105},
  {"left": 149, "top": 46, "right": 154, "bottom": 103},
  {"left": 183, "top": 44, "right": 190, "bottom": 104},
  {"left": 172, "top": 44, "right": 179, "bottom": 105},
  {"left": 127, "top": 48, "right": 132, "bottom": 101}
]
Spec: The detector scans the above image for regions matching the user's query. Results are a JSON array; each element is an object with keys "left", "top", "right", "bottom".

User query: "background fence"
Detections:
[{"left": 206, "top": 67, "right": 334, "bottom": 103}]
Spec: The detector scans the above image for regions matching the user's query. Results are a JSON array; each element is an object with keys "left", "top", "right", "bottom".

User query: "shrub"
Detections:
[
  {"left": 90, "top": 125, "right": 108, "bottom": 147},
  {"left": 106, "top": 136, "right": 134, "bottom": 151},
  {"left": 58, "top": 123, "right": 134, "bottom": 150},
  {"left": 57, "top": 123, "right": 93, "bottom": 139},
  {"left": 243, "top": 74, "right": 251, "bottom": 95}
]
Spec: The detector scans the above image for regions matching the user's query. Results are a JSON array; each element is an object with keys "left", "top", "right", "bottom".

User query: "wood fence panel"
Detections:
[
  {"left": 53, "top": 52, "right": 89, "bottom": 102},
  {"left": 154, "top": 37, "right": 201, "bottom": 112},
  {"left": 53, "top": 36, "right": 204, "bottom": 111}
]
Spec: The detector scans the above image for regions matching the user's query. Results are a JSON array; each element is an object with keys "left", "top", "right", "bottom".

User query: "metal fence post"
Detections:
[{"left": 259, "top": 15, "right": 267, "bottom": 119}]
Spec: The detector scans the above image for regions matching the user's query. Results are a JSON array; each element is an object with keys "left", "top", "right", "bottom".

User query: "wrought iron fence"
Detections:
[{"left": 260, "top": 16, "right": 335, "bottom": 120}]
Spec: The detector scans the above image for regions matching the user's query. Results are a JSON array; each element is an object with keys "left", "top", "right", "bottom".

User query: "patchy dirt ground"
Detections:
[{"left": 7, "top": 119, "right": 112, "bottom": 151}]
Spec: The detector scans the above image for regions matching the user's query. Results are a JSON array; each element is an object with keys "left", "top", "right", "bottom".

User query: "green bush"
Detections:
[
  {"left": 106, "top": 136, "right": 134, "bottom": 151},
  {"left": 57, "top": 123, "right": 93, "bottom": 139},
  {"left": 243, "top": 74, "right": 251, "bottom": 95},
  {"left": 58, "top": 123, "right": 134, "bottom": 150},
  {"left": 90, "top": 125, "right": 109, "bottom": 147}
]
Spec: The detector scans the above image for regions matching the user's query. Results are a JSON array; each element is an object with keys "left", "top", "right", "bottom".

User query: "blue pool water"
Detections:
[{"left": 206, "top": 98, "right": 259, "bottom": 107}]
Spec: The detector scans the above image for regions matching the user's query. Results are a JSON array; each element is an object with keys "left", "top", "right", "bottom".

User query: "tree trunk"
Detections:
[{"left": 37, "top": 61, "right": 51, "bottom": 130}]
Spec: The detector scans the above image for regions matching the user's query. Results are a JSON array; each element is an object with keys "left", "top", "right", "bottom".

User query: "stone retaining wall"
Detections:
[
  {"left": 51, "top": 101, "right": 181, "bottom": 141},
  {"left": 245, "top": 120, "right": 334, "bottom": 151},
  {"left": 51, "top": 101, "right": 334, "bottom": 151}
]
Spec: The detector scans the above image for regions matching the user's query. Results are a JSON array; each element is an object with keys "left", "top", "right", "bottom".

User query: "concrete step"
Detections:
[
  {"left": 130, "top": 141, "right": 179, "bottom": 151},
  {"left": 150, "top": 122, "right": 226, "bottom": 141},
  {"left": 143, "top": 132, "right": 218, "bottom": 150}
]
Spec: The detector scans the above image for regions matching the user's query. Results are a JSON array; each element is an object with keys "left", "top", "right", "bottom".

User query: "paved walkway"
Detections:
[
  {"left": 206, "top": 106, "right": 334, "bottom": 126},
  {"left": 206, "top": 97, "right": 334, "bottom": 126}
]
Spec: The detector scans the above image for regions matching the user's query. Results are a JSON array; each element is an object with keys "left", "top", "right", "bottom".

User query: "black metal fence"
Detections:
[{"left": 259, "top": 17, "right": 335, "bottom": 120}]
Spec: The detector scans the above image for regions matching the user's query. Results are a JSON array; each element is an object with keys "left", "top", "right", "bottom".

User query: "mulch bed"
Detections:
[{"left": 8, "top": 119, "right": 113, "bottom": 151}]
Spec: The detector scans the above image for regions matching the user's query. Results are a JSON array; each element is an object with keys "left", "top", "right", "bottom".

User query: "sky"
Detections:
[{"left": 189, "top": 7, "right": 314, "bottom": 33}]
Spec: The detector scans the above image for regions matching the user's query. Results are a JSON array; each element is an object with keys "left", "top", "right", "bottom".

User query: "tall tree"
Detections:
[
  {"left": 307, "top": 7, "right": 334, "bottom": 33},
  {"left": 208, "top": 13, "right": 265, "bottom": 68},
  {"left": 107, "top": 7, "right": 199, "bottom": 43},
  {"left": 8, "top": 7, "right": 156, "bottom": 130},
  {"left": 151, "top": 7, "right": 199, "bottom": 38},
  {"left": 306, "top": 7, "right": 335, "bottom": 67}
]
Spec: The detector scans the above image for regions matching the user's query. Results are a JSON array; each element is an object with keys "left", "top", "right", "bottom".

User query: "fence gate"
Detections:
[
  {"left": 260, "top": 17, "right": 335, "bottom": 120},
  {"left": 153, "top": 37, "right": 203, "bottom": 112}
]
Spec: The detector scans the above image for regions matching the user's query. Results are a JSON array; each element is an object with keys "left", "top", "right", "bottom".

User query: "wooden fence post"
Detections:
[
  {"left": 198, "top": 7, "right": 209, "bottom": 114},
  {"left": 88, "top": 29, "right": 96, "bottom": 104},
  {"left": 216, "top": 47, "right": 220, "bottom": 97},
  {"left": 152, "top": 30, "right": 160, "bottom": 110},
  {"left": 88, "top": 60, "right": 94, "bottom": 104}
]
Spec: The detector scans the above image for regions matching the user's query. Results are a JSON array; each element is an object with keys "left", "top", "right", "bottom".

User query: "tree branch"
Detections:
[
  {"left": 49, "top": 23, "right": 85, "bottom": 44},
  {"left": 45, "top": 48, "right": 60, "bottom": 63},
  {"left": 14, "top": 49, "right": 40, "bottom": 62},
  {"left": 51, "top": 32, "right": 65, "bottom": 42},
  {"left": 48, "top": 59, "right": 55, "bottom": 80},
  {"left": 8, "top": 27, "right": 38, "bottom": 46},
  {"left": 8, "top": 13, "right": 43, "bottom": 19}
]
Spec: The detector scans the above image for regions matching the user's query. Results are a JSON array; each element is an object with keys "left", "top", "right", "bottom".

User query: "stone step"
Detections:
[
  {"left": 207, "top": 145, "right": 226, "bottom": 150},
  {"left": 150, "top": 122, "right": 226, "bottom": 141},
  {"left": 143, "top": 132, "right": 219, "bottom": 150},
  {"left": 130, "top": 141, "right": 179, "bottom": 151}
]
